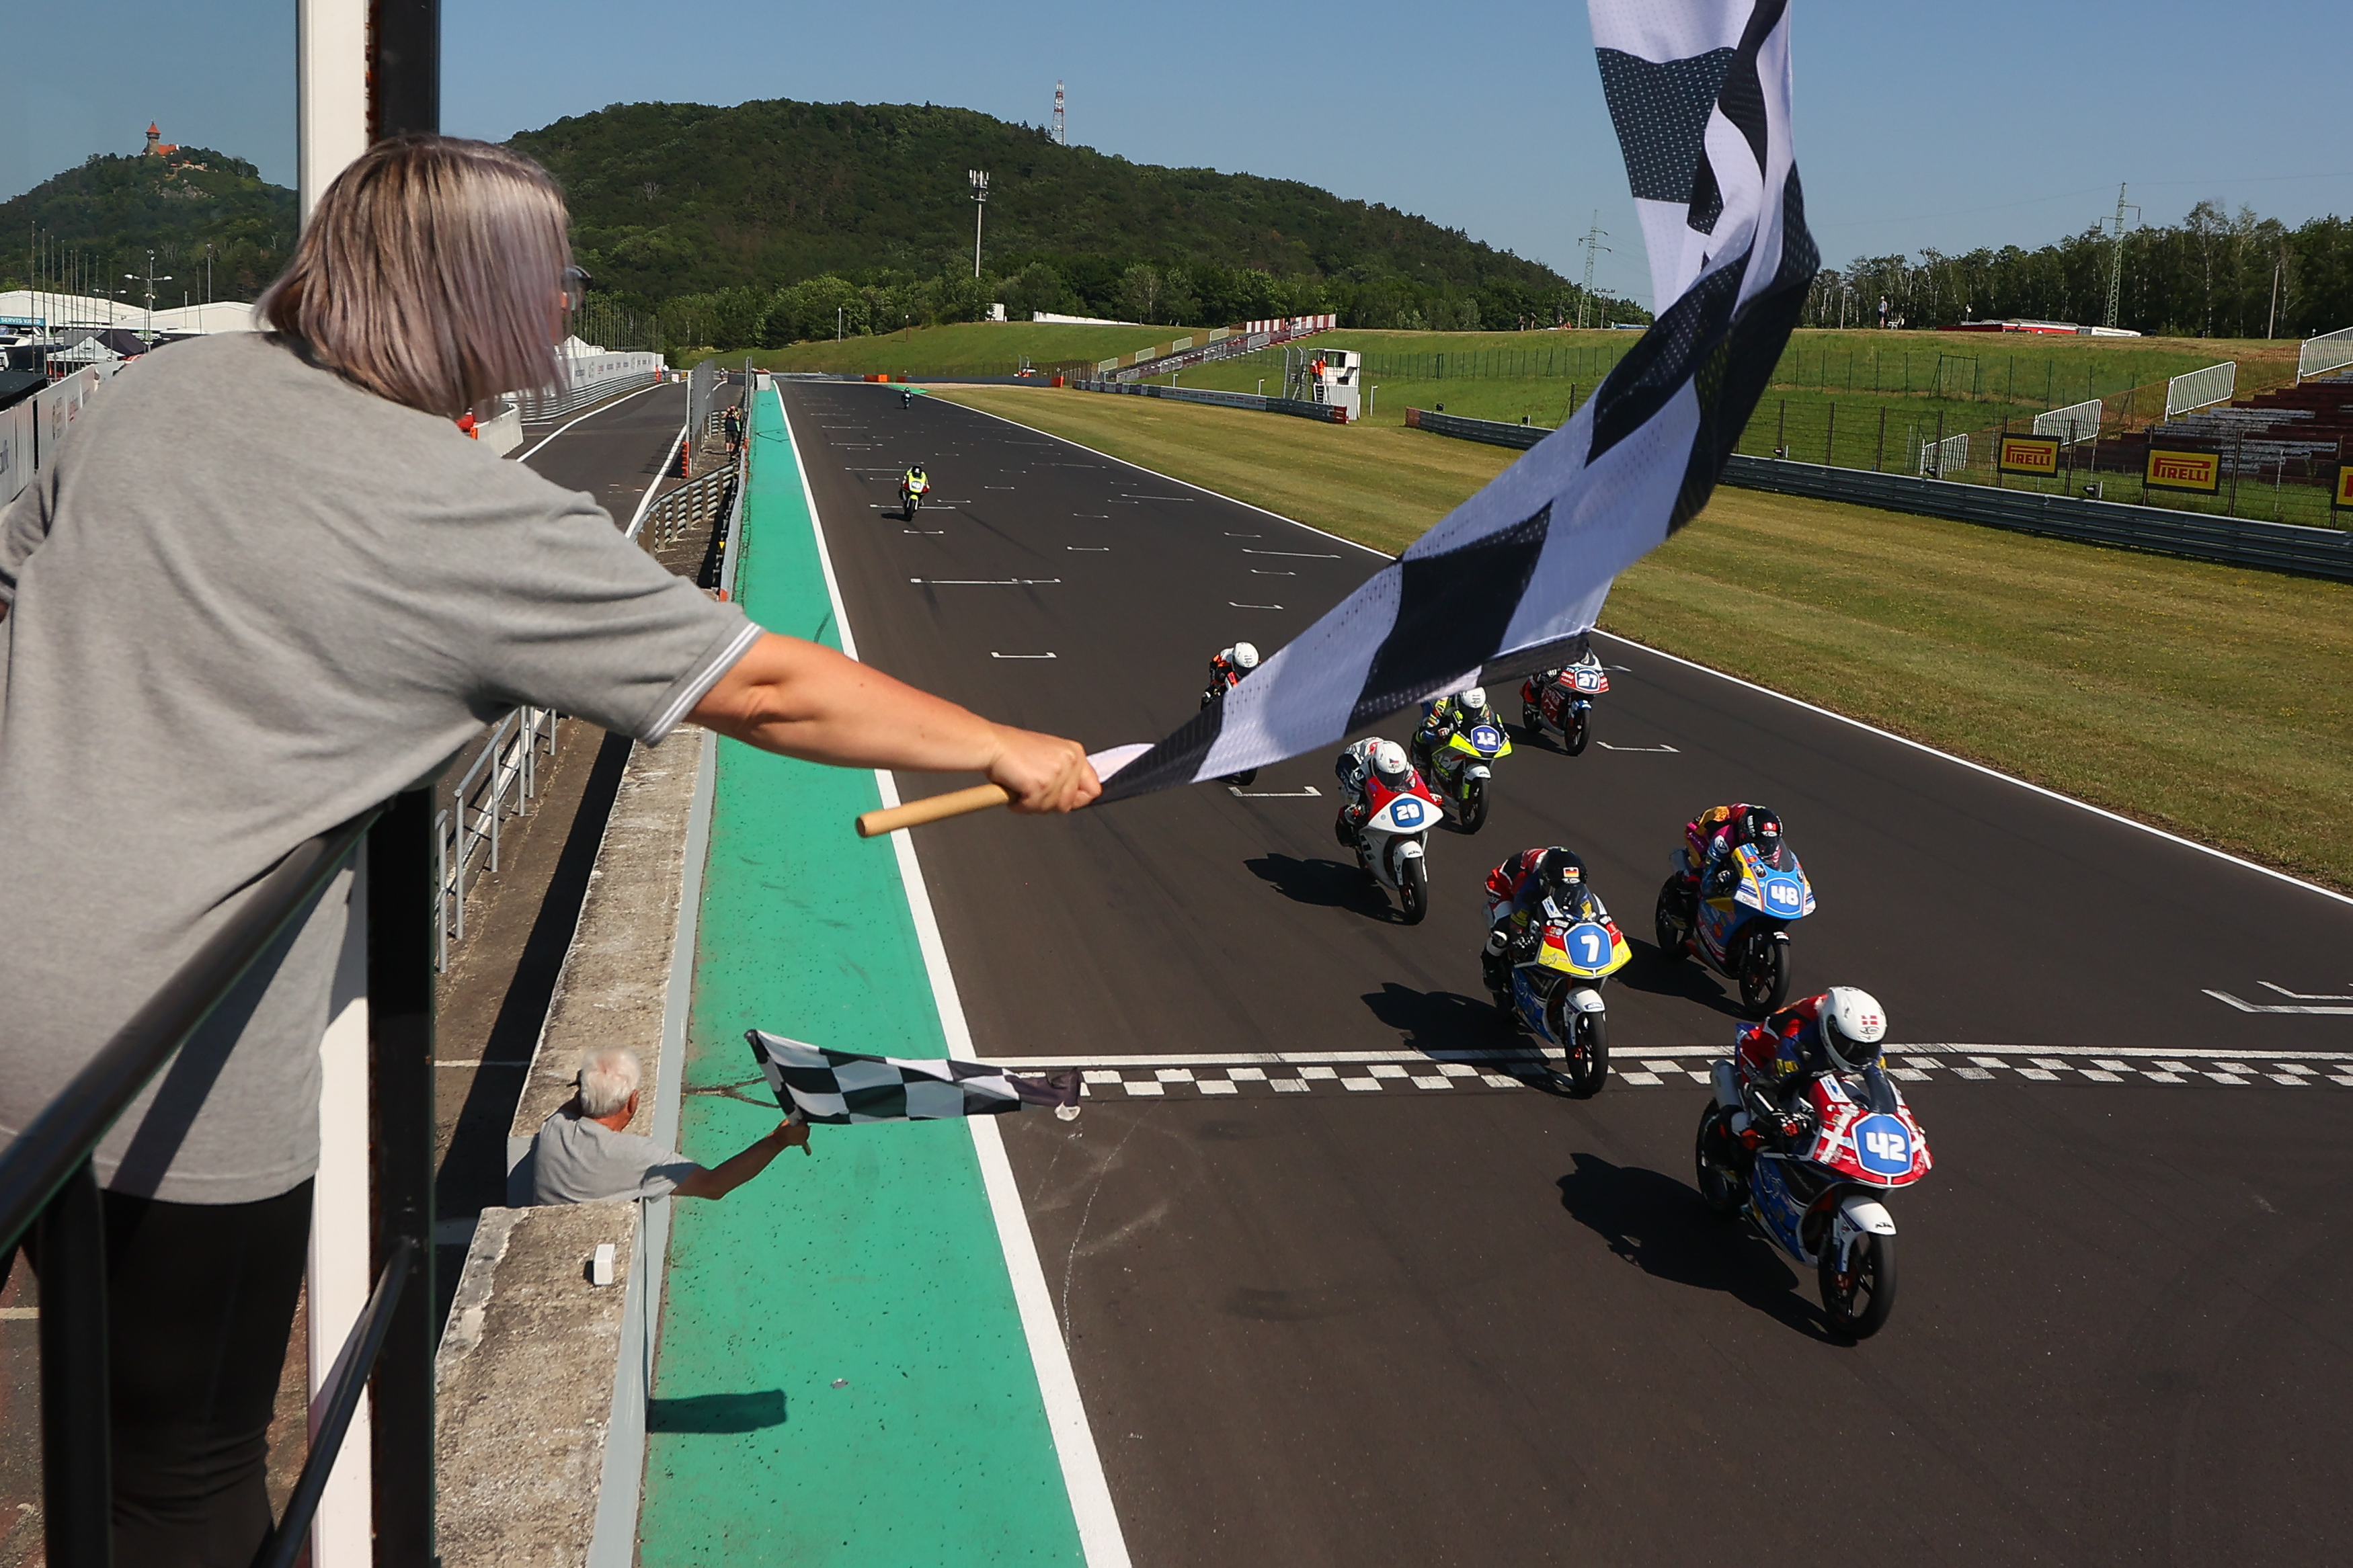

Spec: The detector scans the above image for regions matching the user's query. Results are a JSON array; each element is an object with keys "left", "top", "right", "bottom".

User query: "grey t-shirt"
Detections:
[
  {"left": 0, "top": 332, "right": 758, "bottom": 1203},
  {"left": 526, "top": 1107, "right": 703, "bottom": 1205}
]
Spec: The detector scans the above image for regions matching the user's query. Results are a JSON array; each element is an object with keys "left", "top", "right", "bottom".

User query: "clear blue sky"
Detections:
[{"left": 12, "top": 0, "right": 2350, "bottom": 306}]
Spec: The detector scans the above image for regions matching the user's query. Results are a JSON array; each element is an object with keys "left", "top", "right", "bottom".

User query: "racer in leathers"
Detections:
[
  {"left": 1669, "top": 802, "right": 1786, "bottom": 929},
  {"left": 1480, "top": 847, "right": 1597, "bottom": 993},
  {"left": 1332, "top": 737, "right": 1420, "bottom": 845},
  {"left": 1733, "top": 987, "right": 1888, "bottom": 1146},
  {"left": 1205, "top": 641, "right": 1260, "bottom": 698},
  {"left": 1412, "top": 686, "right": 1499, "bottom": 773}
]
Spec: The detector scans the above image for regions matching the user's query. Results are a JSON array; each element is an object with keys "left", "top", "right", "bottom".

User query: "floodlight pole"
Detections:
[
  {"left": 126, "top": 250, "right": 172, "bottom": 341},
  {"left": 969, "top": 169, "right": 991, "bottom": 279}
]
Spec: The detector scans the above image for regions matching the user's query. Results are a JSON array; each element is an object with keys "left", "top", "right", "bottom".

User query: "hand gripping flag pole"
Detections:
[{"left": 856, "top": 0, "right": 1817, "bottom": 839}]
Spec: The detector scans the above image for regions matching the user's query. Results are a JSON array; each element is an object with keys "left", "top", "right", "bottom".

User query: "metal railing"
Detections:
[
  {"left": 513, "top": 360, "right": 666, "bottom": 423},
  {"left": 2165, "top": 360, "right": 2238, "bottom": 418},
  {"left": 2297, "top": 325, "right": 2353, "bottom": 383},
  {"left": 2034, "top": 398, "right": 2103, "bottom": 445},
  {"left": 1068, "top": 377, "right": 1349, "bottom": 423},
  {"left": 643, "top": 464, "right": 737, "bottom": 552},
  {"left": 0, "top": 799, "right": 438, "bottom": 1567},
  {"left": 434, "top": 706, "right": 558, "bottom": 969}
]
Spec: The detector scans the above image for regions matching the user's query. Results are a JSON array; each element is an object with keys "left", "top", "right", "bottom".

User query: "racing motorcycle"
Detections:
[
  {"left": 899, "top": 471, "right": 931, "bottom": 520},
  {"left": 1520, "top": 657, "right": 1608, "bottom": 755},
  {"left": 1487, "top": 893, "right": 1629, "bottom": 1096},
  {"left": 1693, "top": 1033, "right": 1932, "bottom": 1339},
  {"left": 1654, "top": 841, "right": 1816, "bottom": 1017},
  {"left": 1335, "top": 768, "right": 1443, "bottom": 923},
  {"left": 1200, "top": 671, "right": 1257, "bottom": 788},
  {"left": 1409, "top": 720, "right": 1512, "bottom": 833}
]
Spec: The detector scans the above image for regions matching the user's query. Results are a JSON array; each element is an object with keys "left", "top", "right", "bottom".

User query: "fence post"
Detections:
[
  {"left": 1825, "top": 402, "right": 1836, "bottom": 466},
  {"left": 367, "top": 788, "right": 436, "bottom": 1568},
  {"left": 1995, "top": 417, "right": 2006, "bottom": 489},
  {"left": 1874, "top": 407, "right": 1886, "bottom": 472},
  {"left": 1776, "top": 399, "right": 1786, "bottom": 458},
  {"left": 2229, "top": 431, "right": 2242, "bottom": 516}
]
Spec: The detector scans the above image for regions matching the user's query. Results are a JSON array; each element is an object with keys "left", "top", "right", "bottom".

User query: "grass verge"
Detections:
[{"left": 936, "top": 384, "right": 2353, "bottom": 891}]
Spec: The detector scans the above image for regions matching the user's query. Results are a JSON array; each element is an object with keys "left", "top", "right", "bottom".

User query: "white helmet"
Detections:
[
  {"left": 1819, "top": 987, "right": 1888, "bottom": 1072},
  {"left": 1232, "top": 641, "right": 1260, "bottom": 670},
  {"left": 1371, "top": 739, "right": 1410, "bottom": 782},
  {"left": 1458, "top": 686, "right": 1488, "bottom": 710}
]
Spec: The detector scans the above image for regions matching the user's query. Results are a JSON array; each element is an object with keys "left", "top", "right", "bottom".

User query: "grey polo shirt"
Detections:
[
  {"left": 0, "top": 332, "right": 758, "bottom": 1203},
  {"left": 526, "top": 1107, "right": 703, "bottom": 1205}
]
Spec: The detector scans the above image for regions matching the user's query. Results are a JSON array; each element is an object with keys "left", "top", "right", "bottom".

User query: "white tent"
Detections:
[{"left": 146, "top": 300, "right": 256, "bottom": 334}]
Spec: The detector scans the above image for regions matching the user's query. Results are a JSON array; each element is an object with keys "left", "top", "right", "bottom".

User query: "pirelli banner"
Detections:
[
  {"left": 1997, "top": 434, "right": 2063, "bottom": 477},
  {"left": 2145, "top": 448, "right": 2221, "bottom": 495},
  {"left": 2335, "top": 463, "right": 2353, "bottom": 511}
]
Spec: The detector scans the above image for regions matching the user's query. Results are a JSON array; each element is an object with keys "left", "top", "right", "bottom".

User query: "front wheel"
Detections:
[
  {"left": 1225, "top": 768, "right": 1258, "bottom": 787},
  {"left": 1560, "top": 1008, "right": 1609, "bottom": 1096},
  {"left": 1820, "top": 1229, "right": 1898, "bottom": 1339},
  {"left": 1564, "top": 708, "right": 1591, "bottom": 755},
  {"left": 1398, "top": 855, "right": 1429, "bottom": 925},
  {"left": 1653, "top": 878, "right": 1688, "bottom": 964},
  {"left": 1693, "top": 1104, "right": 1745, "bottom": 1216},
  {"left": 1458, "top": 777, "right": 1489, "bottom": 833},
  {"left": 1737, "top": 933, "right": 1790, "bottom": 1017}
]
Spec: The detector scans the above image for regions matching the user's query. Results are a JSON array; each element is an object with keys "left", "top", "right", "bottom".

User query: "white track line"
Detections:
[
  {"left": 977, "top": 1041, "right": 2353, "bottom": 1069},
  {"left": 622, "top": 423, "right": 688, "bottom": 542},
  {"left": 514, "top": 378, "right": 670, "bottom": 462},
  {"left": 779, "top": 386, "right": 1133, "bottom": 1568}
]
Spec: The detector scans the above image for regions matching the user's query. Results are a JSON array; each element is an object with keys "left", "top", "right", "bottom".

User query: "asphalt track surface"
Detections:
[{"left": 785, "top": 381, "right": 2353, "bottom": 1567}]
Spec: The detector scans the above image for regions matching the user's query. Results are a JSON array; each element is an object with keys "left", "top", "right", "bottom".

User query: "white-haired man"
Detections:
[{"left": 528, "top": 1044, "right": 807, "bottom": 1205}]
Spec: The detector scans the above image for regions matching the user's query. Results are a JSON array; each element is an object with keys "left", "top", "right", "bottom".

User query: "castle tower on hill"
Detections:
[{"left": 143, "top": 122, "right": 178, "bottom": 157}]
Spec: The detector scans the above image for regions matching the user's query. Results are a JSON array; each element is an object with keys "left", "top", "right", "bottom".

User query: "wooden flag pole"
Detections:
[{"left": 855, "top": 784, "right": 1009, "bottom": 838}]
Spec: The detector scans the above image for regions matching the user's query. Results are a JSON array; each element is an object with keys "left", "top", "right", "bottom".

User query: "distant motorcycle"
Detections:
[
  {"left": 1337, "top": 769, "right": 1443, "bottom": 923},
  {"left": 1409, "top": 720, "right": 1511, "bottom": 833},
  {"left": 899, "top": 471, "right": 930, "bottom": 520},
  {"left": 1520, "top": 657, "right": 1608, "bottom": 755},
  {"left": 1693, "top": 1033, "right": 1932, "bottom": 1339},
  {"left": 1200, "top": 671, "right": 1256, "bottom": 788},
  {"left": 1488, "top": 894, "right": 1630, "bottom": 1096},
  {"left": 1654, "top": 841, "right": 1816, "bottom": 1017}
]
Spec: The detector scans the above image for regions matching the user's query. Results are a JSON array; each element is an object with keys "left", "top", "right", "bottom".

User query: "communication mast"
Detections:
[
  {"left": 1576, "top": 212, "right": 1610, "bottom": 329},
  {"left": 2098, "top": 183, "right": 2139, "bottom": 331},
  {"left": 969, "top": 169, "right": 991, "bottom": 278},
  {"left": 1052, "top": 82, "right": 1067, "bottom": 146}
]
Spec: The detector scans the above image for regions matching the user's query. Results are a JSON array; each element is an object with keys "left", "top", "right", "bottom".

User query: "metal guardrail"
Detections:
[
  {"left": 1404, "top": 406, "right": 2353, "bottom": 582},
  {"left": 2165, "top": 360, "right": 2238, "bottom": 418},
  {"left": 2298, "top": 325, "right": 2353, "bottom": 382},
  {"left": 514, "top": 367, "right": 664, "bottom": 423},
  {"left": 0, "top": 802, "right": 437, "bottom": 1567},
  {"left": 1070, "top": 377, "right": 1349, "bottom": 423},
  {"left": 644, "top": 464, "right": 737, "bottom": 552},
  {"left": 434, "top": 706, "right": 557, "bottom": 969}
]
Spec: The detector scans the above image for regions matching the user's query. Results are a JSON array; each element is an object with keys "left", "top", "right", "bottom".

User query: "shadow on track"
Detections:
[
  {"left": 1611, "top": 940, "right": 1757, "bottom": 1023},
  {"left": 1243, "top": 853, "right": 1407, "bottom": 923},
  {"left": 1553, "top": 1151, "right": 1837, "bottom": 1343},
  {"left": 1361, "top": 981, "right": 1509, "bottom": 1055}
]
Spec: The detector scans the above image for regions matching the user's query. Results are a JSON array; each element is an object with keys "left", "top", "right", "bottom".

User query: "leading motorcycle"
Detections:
[
  {"left": 1521, "top": 657, "right": 1608, "bottom": 755},
  {"left": 1654, "top": 841, "right": 1816, "bottom": 1017},
  {"left": 1409, "top": 720, "right": 1512, "bottom": 833},
  {"left": 899, "top": 470, "right": 930, "bottom": 520},
  {"left": 1487, "top": 893, "right": 1629, "bottom": 1096},
  {"left": 1693, "top": 1032, "right": 1932, "bottom": 1339},
  {"left": 1336, "top": 769, "right": 1443, "bottom": 923},
  {"left": 1200, "top": 671, "right": 1257, "bottom": 788}
]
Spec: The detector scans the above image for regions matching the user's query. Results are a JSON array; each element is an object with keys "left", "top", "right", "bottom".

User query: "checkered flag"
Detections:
[
  {"left": 747, "top": 1031, "right": 1081, "bottom": 1123},
  {"left": 1092, "top": 0, "right": 1815, "bottom": 800}
]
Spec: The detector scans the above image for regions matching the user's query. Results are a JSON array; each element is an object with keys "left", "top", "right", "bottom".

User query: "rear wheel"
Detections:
[
  {"left": 1564, "top": 708, "right": 1591, "bottom": 755},
  {"left": 1693, "top": 1104, "right": 1745, "bottom": 1216},
  {"left": 1225, "top": 768, "right": 1257, "bottom": 787},
  {"left": 1521, "top": 704, "right": 1544, "bottom": 743},
  {"left": 1738, "top": 933, "right": 1790, "bottom": 1017},
  {"left": 1560, "top": 1009, "right": 1609, "bottom": 1096},
  {"left": 1820, "top": 1229, "right": 1898, "bottom": 1339},
  {"left": 1459, "top": 777, "right": 1489, "bottom": 833},
  {"left": 1653, "top": 878, "right": 1689, "bottom": 963},
  {"left": 1398, "top": 856, "right": 1429, "bottom": 925}
]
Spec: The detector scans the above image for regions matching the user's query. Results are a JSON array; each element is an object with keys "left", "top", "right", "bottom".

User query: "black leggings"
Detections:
[{"left": 15, "top": 1179, "right": 312, "bottom": 1568}]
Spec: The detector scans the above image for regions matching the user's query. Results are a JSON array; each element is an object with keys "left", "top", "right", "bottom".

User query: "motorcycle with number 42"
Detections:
[
  {"left": 1521, "top": 658, "right": 1609, "bottom": 754},
  {"left": 1337, "top": 770, "right": 1444, "bottom": 923},
  {"left": 1489, "top": 895, "right": 1630, "bottom": 1096},
  {"left": 1656, "top": 841, "right": 1817, "bottom": 1017},
  {"left": 1694, "top": 1034, "right": 1933, "bottom": 1339},
  {"left": 1410, "top": 721, "right": 1513, "bottom": 833}
]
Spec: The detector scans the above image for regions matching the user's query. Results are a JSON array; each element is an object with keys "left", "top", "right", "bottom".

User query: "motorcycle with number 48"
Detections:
[
  {"left": 1409, "top": 721, "right": 1513, "bottom": 833},
  {"left": 1521, "top": 658, "right": 1609, "bottom": 754},
  {"left": 1694, "top": 1032, "right": 1933, "bottom": 1339},
  {"left": 1656, "top": 841, "right": 1816, "bottom": 1017},
  {"left": 1488, "top": 894, "right": 1630, "bottom": 1096}
]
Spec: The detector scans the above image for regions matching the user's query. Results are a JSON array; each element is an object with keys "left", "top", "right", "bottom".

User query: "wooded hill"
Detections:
[
  {"left": 1, "top": 149, "right": 296, "bottom": 303},
  {"left": 512, "top": 99, "right": 1637, "bottom": 340}
]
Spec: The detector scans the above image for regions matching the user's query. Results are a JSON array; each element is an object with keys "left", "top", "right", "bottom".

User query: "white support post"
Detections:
[
  {"left": 309, "top": 852, "right": 374, "bottom": 1567},
  {"left": 298, "top": 0, "right": 371, "bottom": 226}
]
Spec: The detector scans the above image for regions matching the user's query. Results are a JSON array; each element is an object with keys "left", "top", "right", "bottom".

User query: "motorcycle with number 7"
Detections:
[{"left": 1488, "top": 892, "right": 1630, "bottom": 1096}]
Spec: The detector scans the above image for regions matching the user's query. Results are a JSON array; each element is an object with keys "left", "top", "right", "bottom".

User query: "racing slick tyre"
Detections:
[
  {"left": 1737, "top": 932, "right": 1790, "bottom": 1018},
  {"left": 1652, "top": 879, "right": 1689, "bottom": 964},
  {"left": 1224, "top": 768, "right": 1257, "bottom": 787},
  {"left": 1820, "top": 1230, "right": 1897, "bottom": 1340},
  {"left": 1562, "top": 1011, "right": 1609, "bottom": 1097},
  {"left": 1459, "top": 778, "right": 1489, "bottom": 835},
  {"left": 1693, "top": 1104, "right": 1745, "bottom": 1216},
  {"left": 1398, "top": 856, "right": 1430, "bottom": 925},
  {"left": 1564, "top": 709, "right": 1591, "bottom": 755}
]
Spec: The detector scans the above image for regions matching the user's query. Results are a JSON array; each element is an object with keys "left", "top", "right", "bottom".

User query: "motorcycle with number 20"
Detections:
[{"left": 1338, "top": 770, "right": 1444, "bottom": 924}]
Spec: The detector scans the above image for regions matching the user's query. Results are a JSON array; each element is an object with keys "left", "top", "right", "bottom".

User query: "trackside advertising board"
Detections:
[
  {"left": 2336, "top": 463, "right": 2353, "bottom": 511},
  {"left": 1997, "top": 434, "right": 2063, "bottom": 477},
  {"left": 2145, "top": 448, "right": 2221, "bottom": 495}
]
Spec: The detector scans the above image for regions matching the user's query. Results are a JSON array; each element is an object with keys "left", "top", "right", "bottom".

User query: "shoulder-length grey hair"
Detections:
[{"left": 257, "top": 136, "right": 571, "bottom": 417}]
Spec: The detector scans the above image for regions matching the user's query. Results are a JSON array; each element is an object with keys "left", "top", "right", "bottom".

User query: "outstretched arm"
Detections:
[
  {"left": 672, "top": 1120, "right": 811, "bottom": 1200},
  {"left": 688, "top": 632, "right": 1100, "bottom": 813}
]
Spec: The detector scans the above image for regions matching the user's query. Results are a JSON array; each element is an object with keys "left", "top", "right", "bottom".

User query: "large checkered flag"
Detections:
[
  {"left": 748, "top": 1031, "right": 1082, "bottom": 1123},
  {"left": 1092, "top": 0, "right": 1816, "bottom": 800}
]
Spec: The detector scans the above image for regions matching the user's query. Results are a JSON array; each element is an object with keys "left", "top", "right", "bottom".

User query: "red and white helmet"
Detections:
[
  {"left": 1819, "top": 987, "right": 1888, "bottom": 1071},
  {"left": 1371, "top": 739, "right": 1410, "bottom": 784}
]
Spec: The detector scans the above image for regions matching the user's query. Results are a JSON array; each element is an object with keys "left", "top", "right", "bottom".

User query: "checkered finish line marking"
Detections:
[{"left": 973, "top": 1043, "right": 2353, "bottom": 1100}]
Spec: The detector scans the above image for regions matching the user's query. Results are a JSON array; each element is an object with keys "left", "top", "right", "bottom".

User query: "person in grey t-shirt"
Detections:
[
  {"left": 0, "top": 136, "right": 1098, "bottom": 1567},
  {"left": 528, "top": 1046, "right": 806, "bottom": 1206}
]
